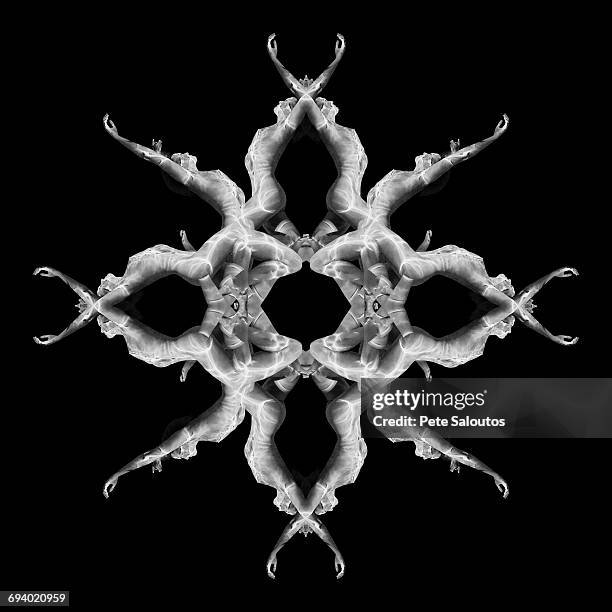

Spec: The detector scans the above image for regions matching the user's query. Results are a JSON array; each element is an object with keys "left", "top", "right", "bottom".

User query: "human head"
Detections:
[
  {"left": 414, "top": 439, "right": 442, "bottom": 460},
  {"left": 414, "top": 152, "right": 441, "bottom": 172},
  {"left": 522, "top": 299, "right": 537, "bottom": 314},
  {"left": 315, "top": 97, "right": 339, "bottom": 122},
  {"left": 299, "top": 75, "right": 314, "bottom": 90},
  {"left": 97, "top": 273, "right": 122, "bottom": 297},
  {"left": 170, "top": 152, "right": 199, "bottom": 172},
  {"left": 274, "top": 97, "right": 297, "bottom": 122},
  {"left": 298, "top": 519, "right": 315, "bottom": 536},
  {"left": 97, "top": 315, "right": 122, "bottom": 338},
  {"left": 490, "top": 316, "right": 515, "bottom": 339},
  {"left": 274, "top": 490, "right": 298, "bottom": 515},
  {"left": 491, "top": 273, "right": 515, "bottom": 297},
  {"left": 296, "top": 350, "right": 318, "bottom": 377},
  {"left": 314, "top": 487, "right": 338, "bottom": 515},
  {"left": 75, "top": 296, "right": 94, "bottom": 314},
  {"left": 170, "top": 439, "right": 198, "bottom": 460}
]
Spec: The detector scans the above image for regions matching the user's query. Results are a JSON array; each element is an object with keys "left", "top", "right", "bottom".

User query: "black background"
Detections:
[{"left": 10, "top": 12, "right": 608, "bottom": 606}]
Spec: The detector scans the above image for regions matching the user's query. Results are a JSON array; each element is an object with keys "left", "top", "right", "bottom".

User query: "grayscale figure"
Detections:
[
  {"left": 366, "top": 115, "right": 510, "bottom": 223},
  {"left": 267, "top": 513, "right": 345, "bottom": 580},
  {"left": 103, "top": 114, "right": 304, "bottom": 281},
  {"left": 307, "top": 110, "right": 510, "bottom": 276},
  {"left": 267, "top": 33, "right": 346, "bottom": 100},
  {"left": 33, "top": 266, "right": 99, "bottom": 346},
  {"left": 101, "top": 334, "right": 302, "bottom": 498},
  {"left": 34, "top": 33, "right": 580, "bottom": 579}
]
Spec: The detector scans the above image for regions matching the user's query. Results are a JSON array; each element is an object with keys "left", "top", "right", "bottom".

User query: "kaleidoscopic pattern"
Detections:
[{"left": 34, "top": 33, "right": 578, "bottom": 579}]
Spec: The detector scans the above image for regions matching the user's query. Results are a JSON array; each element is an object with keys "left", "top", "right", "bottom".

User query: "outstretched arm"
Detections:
[
  {"left": 419, "top": 114, "right": 509, "bottom": 186},
  {"left": 515, "top": 267, "right": 578, "bottom": 309},
  {"left": 513, "top": 267, "right": 579, "bottom": 345},
  {"left": 266, "top": 515, "right": 345, "bottom": 579},
  {"left": 33, "top": 266, "right": 96, "bottom": 303},
  {"left": 103, "top": 420, "right": 194, "bottom": 498},
  {"left": 33, "top": 267, "right": 98, "bottom": 345},
  {"left": 103, "top": 114, "right": 194, "bottom": 185},
  {"left": 103, "top": 393, "right": 243, "bottom": 498},
  {"left": 267, "top": 33, "right": 345, "bottom": 98},
  {"left": 300, "top": 34, "right": 346, "bottom": 98},
  {"left": 105, "top": 115, "right": 242, "bottom": 212},
  {"left": 266, "top": 516, "right": 303, "bottom": 578},
  {"left": 33, "top": 308, "right": 98, "bottom": 346},
  {"left": 416, "top": 427, "right": 509, "bottom": 498},
  {"left": 310, "top": 516, "right": 345, "bottom": 579},
  {"left": 267, "top": 34, "right": 303, "bottom": 96},
  {"left": 515, "top": 309, "right": 578, "bottom": 345}
]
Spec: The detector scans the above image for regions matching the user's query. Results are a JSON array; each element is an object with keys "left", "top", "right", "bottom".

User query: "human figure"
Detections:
[
  {"left": 315, "top": 241, "right": 518, "bottom": 380},
  {"left": 267, "top": 32, "right": 346, "bottom": 100},
  {"left": 301, "top": 95, "right": 371, "bottom": 229},
  {"left": 92, "top": 236, "right": 301, "bottom": 342},
  {"left": 33, "top": 267, "right": 99, "bottom": 345},
  {"left": 267, "top": 34, "right": 376, "bottom": 235},
  {"left": 266, "top": 513, "right": 345, "bottom": 580},
  {"left": 306, "top": 350, "right": 511, "bottom": 498},
  {"left": 304, "top": 106, "right": 510, "bottom": 282},
  {"left": 366, "top": 115, "right": 510, "bottom": 223},
  {"left": 103, "top": 102, "right": 308, "bottom": 276},
  {"left": 102, "top": 332, "right": 303, "bottom": 498},
  {"left": 103, "top": 114, "right": 246, "bottom": 225},
  {"left": 512, "top": 266, "right": 579, "bottom": 345},
  {"left": 389, "top": 424, "right": 510, "bottom": 498},
  {"left": 241, "top": 96, "right": 311, "bottom": 232}
]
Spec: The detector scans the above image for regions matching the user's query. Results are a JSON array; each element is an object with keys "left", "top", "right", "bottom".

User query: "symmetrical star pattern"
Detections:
[{"left": 34, "top": 34, "right": 578, "bottom": 579}]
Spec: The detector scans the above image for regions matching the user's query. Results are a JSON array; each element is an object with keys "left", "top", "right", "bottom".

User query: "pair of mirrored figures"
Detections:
[{"left": 34, "top": 34, "right": 577, "bottom": 579}]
